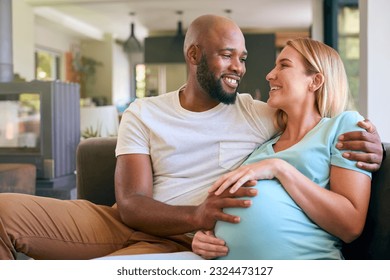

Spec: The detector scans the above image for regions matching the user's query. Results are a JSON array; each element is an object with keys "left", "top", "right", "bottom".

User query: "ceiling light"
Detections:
[
  {"left": 123, "top": 12, "right": 143, "bottom": 53},
  {"left": 175, "top": 10, "right": 184, "bottom": 38}
]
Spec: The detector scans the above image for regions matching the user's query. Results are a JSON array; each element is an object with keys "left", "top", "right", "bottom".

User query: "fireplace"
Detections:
[{"left": 0, "top": 80, "right": 80, "bottom": 199}]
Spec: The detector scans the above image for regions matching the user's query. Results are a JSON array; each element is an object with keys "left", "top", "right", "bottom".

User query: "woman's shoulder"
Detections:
[
  {"left": 328, "top": 111, "right": 365, "bottom": 127},
  {"left": 337, "top": 110, "right": 364, "bottom": 120},
  {"left": 317, "top": 111, "right": 365, "bottom": 141},
  {"left": 319, "top": 111, "right": 365, "bottom": 145}
]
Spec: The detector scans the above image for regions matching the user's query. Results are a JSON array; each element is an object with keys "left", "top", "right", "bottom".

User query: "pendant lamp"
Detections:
[
  {"left": 175, "top": 10, "right": 184, "bottom": 38},
  {"left": 123, "top": 12, "right": 143, "bottom": 53}
]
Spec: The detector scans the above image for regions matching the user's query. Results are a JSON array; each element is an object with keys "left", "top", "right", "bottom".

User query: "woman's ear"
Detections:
[{"left": 310, "top": 73, "right": 324, "bottom": 92}]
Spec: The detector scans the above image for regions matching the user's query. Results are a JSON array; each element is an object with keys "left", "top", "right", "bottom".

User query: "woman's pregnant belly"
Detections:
[{"left": 214, "top": 180, "right": 341, "bottom": 260}]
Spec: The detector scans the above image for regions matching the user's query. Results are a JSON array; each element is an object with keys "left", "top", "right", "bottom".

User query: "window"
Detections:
[
  {"left": 338, "top": 6, "right": 359, "bottom": 110},
  {"left": 35, "top": 49, "right": 60, "bottom": 81},
  {"left": 324, "top": 0, "right": 359, "bottom": 110}
]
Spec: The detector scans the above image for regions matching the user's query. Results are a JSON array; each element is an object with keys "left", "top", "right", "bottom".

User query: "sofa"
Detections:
[
  {"left": 0, "top": 163, "right": 36, "bottom": 194},
  {"left": 76, "top": 137, "right": 390, "bottom": 259}
]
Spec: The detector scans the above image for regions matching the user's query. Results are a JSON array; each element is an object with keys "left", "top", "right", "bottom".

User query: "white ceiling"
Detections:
[{"left": 26, "top": 0, "right": 313, "bottom": 41}]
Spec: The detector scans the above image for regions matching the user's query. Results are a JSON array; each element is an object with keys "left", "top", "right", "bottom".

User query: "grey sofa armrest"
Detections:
[{"left": 76, "top": 137, "right": 117, "bottom": 206}]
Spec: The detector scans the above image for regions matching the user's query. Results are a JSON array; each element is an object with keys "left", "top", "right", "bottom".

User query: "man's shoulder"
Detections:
[
  {"left": 236, "top": 92, "right": 254, "bottom": 101},
  {"left": 135, "top": 91, "right": 176, "bottom": 104},
  {"left": 237, "top": 93, "right": 267, "bottom": 105},
  {"left": 129, "top": 91, "right": 177, "bottom": 111},
  {"left": 236, "top": 93, "right": 275, "bottom": 114}
]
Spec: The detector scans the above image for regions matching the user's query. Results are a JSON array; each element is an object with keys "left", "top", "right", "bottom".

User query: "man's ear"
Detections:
[
  {"left": 310, "top": 73, "right": 324, "bottom": 92},
  {"left": 187, "top": 44, "right": 201, "bottom": 64}
]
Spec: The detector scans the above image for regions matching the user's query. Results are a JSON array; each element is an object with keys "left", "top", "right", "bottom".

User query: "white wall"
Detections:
[
  {"left": 12, "top": 1, "right": 81, "bottom": 82},
  {"left": 35, "top": 19, "right": 82, "bottom": 81},
  {"left": 311, "top": 0, "right": 324, "bottom": 42},
  {"left": 35, "top": 20, "right": 81, "bottom": 54},
  {"left": 359, "top": 0, "right": 390, "bottom": 142},
  {"left": 112, "top": 42, "right": 131, "bottom": 107},
  {"left": 12, "top": 0, "right": 35, "bottom": 81},
  {"left": 11, "top": 1, "right": 130, "bottom": 107}
]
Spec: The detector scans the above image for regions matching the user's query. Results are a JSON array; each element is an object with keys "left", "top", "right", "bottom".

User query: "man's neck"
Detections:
[{"left": 179, "top": 86, "right": 220, "bottom": 112}]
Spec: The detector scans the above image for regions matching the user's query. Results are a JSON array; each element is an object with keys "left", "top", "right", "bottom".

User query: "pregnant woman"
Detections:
[{"left": 192, "top": 37, "right": 371, "bottom": 260}]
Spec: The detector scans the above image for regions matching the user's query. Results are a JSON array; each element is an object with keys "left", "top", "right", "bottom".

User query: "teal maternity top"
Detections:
[{"left": 214, "top": 111, "right": 372, "bottom": 260}]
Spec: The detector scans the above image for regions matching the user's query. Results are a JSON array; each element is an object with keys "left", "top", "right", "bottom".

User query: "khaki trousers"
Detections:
[{"left": 0, "top": 193, "right": 192, "bottom": 260}]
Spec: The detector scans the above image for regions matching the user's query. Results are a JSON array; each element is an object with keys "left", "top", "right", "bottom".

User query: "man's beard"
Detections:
[{"left": 196, "top": 54, "right": 238, "bottom": 105}]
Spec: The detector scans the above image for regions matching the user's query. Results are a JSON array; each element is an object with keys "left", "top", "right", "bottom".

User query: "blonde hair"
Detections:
[{"left": 275, "top": 38, "right": 349, "bottom": 130}]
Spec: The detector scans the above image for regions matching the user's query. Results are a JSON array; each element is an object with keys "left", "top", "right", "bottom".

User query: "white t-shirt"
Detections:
[{"left": 116, "top": 86, "right": 277, "bottom": 206}]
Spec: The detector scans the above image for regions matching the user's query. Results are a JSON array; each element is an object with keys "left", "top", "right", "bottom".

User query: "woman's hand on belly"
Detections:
[
  {"left": 209, "top": 158, "right": 282, "bottom": 195},
  {"left": 192, "top": 230, "right": 228, "bottom": 259}
]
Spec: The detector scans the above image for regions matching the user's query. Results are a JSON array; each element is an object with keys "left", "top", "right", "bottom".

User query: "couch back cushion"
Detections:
[
  {"left": 76, "top": 137, "right": 117, "bottom": 206},
  {"left": 343, "top": 143, "right": 390, "bottom": 259}
]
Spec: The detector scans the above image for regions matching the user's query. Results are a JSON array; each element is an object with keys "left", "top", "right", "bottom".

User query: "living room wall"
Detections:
[
  {"left": 12, "top": 0, "right": 81, "bottom": 82},
  {"left": 12, "top": 0, "right": 35, "bottom": 81},
  {"left": 11, "top": 1, "right": 131, "bottom": 107}
]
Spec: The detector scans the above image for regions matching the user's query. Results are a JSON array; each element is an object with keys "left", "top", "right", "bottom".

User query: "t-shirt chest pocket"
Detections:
[{"left": 219, "top": 142, "right": 258, "bottom": 171}]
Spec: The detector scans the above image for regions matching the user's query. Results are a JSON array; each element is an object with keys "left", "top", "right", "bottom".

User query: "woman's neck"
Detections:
[{"left": 274, "top": 111, "right": 322, "bottom": 152}]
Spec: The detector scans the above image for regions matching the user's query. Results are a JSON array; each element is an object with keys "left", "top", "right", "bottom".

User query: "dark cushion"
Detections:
[
  {"left": 343, "top": 143, "right": 390, "bottom": 259},
  {"left": 76, "top": 137, "right": 117, "bottom": 206}
]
